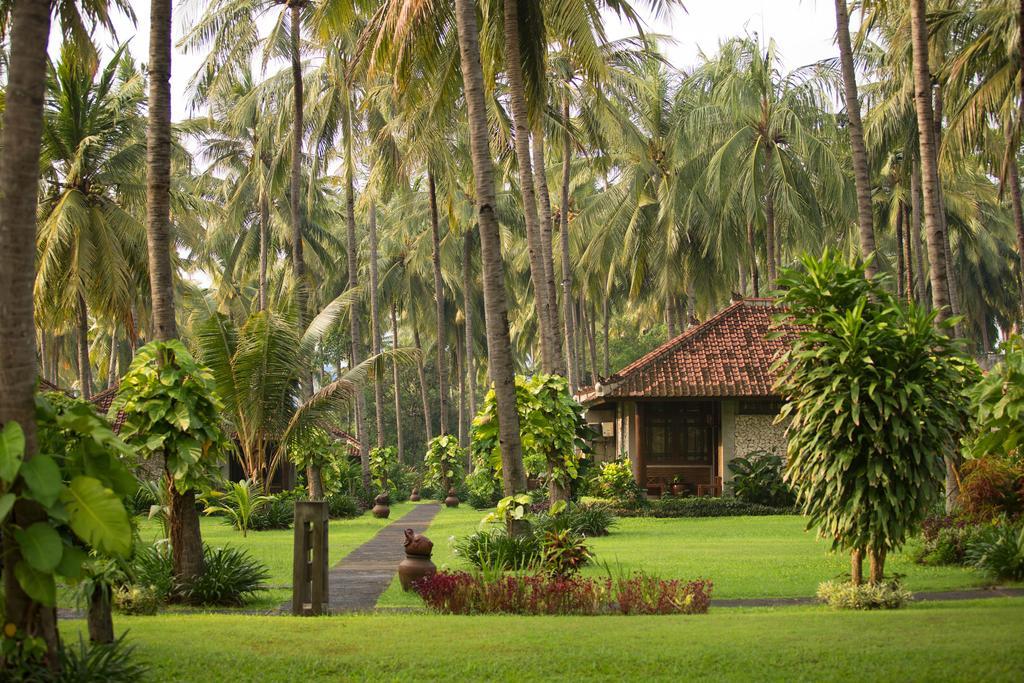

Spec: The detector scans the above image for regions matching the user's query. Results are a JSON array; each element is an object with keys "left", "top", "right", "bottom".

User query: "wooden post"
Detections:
[{"left": 292, "top": 501, "right": 329, "bottom": 615}]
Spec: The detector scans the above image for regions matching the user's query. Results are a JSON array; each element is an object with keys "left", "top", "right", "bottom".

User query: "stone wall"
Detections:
[{"left": 734, "top": 413, "right": 788, "bottom": 458}]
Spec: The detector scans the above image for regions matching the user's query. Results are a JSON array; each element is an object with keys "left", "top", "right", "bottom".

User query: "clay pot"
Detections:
[
  {"left": 371, "top": 492, "right": 391, "bottom": 518},
  {"left": 444, "top": 487, "right": 460, "bottom": 508},
  {"left": 409, "top": 488, "right": 421, "bottom": 502},
  {"left": 671, "top": 483, "right": 685, "bottom": 496},
  {"left": 399, "top": 529, "right": 436, "bottom": 591}
]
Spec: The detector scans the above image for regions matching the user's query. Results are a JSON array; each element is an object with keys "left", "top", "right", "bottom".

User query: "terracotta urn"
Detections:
[
  {"left": 398, "top": 529, "right": 436, "bottom": 591},
  {"left": 371, "top": 492, "right": 391, "bottom": 518},
  {"left": 444, "top": 487, "right": 460, "bottom": 508},
  {"left": 409, "top": 487, "right": 421, "bottom": 502},
  {"left": 671, "top": 482, "right": 685, "bottom": 496}
]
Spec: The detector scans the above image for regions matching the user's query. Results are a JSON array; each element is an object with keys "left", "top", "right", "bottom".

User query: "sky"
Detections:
[{"left": 60, "top": 0, "right": 841, "bottom": 122}]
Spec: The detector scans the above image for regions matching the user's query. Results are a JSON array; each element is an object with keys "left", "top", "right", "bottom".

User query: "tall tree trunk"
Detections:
[
  {"left": 911, "top": 0, "right": 951, "bottom": 323},
  {"left": 390, "top": 303, "right": 405, "bottom": 464},
  {"left": 895, "top": 201, "right": 906, "bottom": 300},
  {"left": 748, "top": 220, "right": 760, "bottom": 297},
  {"left": 369, "top": 198, "right": 384, "bottom": 448},
  {"left": 532, "top": 123, "right": 562, "bottom": 371},
  {"left": 911, "top": 158, "right": 927, "bottom": 305},
  {"left": 834, "top": 0, "right": 877, "bottom": 275},
  {"left": 911, "top": 0, "right": 957, "bottom": 511},
  {"left": 462, "top": 229, "right": 477, "bottom": 421},
  {"left": 0, "top": 0, "right": 57, "bottom": 665},
  {"left": 587, "top": 302, "right": 599, "bottom": 384},
  {"left": 603, "top": 297, "right": 610, "bottom": 377},
  {"left": 428, "top": 170, "right": 450, "bottom": 435},
  {"left": 289, "top": 3, "right": 307, "bottom": 318},
  {"left": 106, "top": 328, "right": 118, "bottom": 389},
  {"left": 559, "top": 97, "right": 579, "bottom": 391},
  {"left": 455, "top": 0, "right": 527, "bottom": 495},
  {"left": 412, "top": 306, "right": 432, "bottom": 443},
  {"left": 502, "top": 0, "right": 560, "bottom": 375},
  {"left": 87, "top": 585, "right": 114, "bottom": 644},
  {"left": 147, "top": 0, "right": 178, "bottom": 342},
  {"left": 456, "top": 338, "right": 467, "bottom": 449},
  {"left": 77, "top": 294, "right": 93, "bottom": 399},
  {"left": 345, "top": 143, "right": 370, "bottom": 490},
  {"left": 578, "top": 298, "right": 589, "bottom": 385},
  {"left": 1016, "top": 0, "right": 1024, "bottom": 304},
  {"left": 258, "top": 192, "right": 269, "bottom": 311},
  {"left": 904, "top": 203, "right": 915, "bottom": 302},
  {"left": 168, "top": 483, "right": 204, "bottom": 599},
  {"left": 764, "top": 192, "right": 778, "bottom": 286}
]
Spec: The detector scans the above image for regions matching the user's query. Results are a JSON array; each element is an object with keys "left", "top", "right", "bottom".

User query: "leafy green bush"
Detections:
[
  {"left": 969, "top": 335, "right": 1024, "bottom": 466},
  {"left": 201, "top": 479, "right": 270, "bottom": 536},
  {"left": 247, "top": 495, "right": 294, "bottom": 530},
  {"left": 816, "top": 579, "right": 912, "bottom": 610},
  {"left": 326, "top": 493, "right": 361, "bottom": 519},
  {"left": 597, "top": 457, "right": 644, "bottom": 506},
  {"left": 465, "top": 466, "right": 502, "bottom": 509},
  {"left": 533, "top": 502, "right": 616, "bottom": 537},
  {"left": 178, "top": 545, "right": 270, "bottom": 606},
  {"left": 424, "top": 434, "right": 465, "bottom": 492},
  {"left": 454, "top": 528, "right": 542, "bottom": 570},
  {"left": 130, "top": 543, "right": 174, "bottom": 602},
  {"left": 56, "top": 635, "right": 148, "bottom": 682},
  {"left": 616, "top": 496, "right": 792, "bottom": 518},
  {"left": 965, "top": 521, "right": 1024, "bottom": 581},
  {"left": 727, "top": 450, "right": 795, "bottom": 507},
  {"left": 113, "top": 584, "right": 161, "bottom": 616}
]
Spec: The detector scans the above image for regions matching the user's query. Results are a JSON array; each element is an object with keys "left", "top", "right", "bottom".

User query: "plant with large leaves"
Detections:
[
  {"left": 774, "top": 251, "right": 977, "bottom": 586},
  {"left": 112, "top": 340, "right": 227, "bottom": 593}
]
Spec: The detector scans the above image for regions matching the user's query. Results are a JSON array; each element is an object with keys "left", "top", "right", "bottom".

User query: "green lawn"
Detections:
[
  {"left": 376, "top": 507, "right": 994, "bottom": 608},
  {"left": 62, "top": 599, "right": 1024, "bottom": 681},
  {"left": 134, "top": 502, "right": 415, "bottom": 609}
]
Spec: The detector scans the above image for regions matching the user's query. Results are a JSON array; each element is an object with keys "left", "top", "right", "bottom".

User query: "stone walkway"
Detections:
[{"left": 312, "top": 503, "right": 440, "bottom": 614}]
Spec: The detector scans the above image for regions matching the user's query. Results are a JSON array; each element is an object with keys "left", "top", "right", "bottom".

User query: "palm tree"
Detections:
[
  {"left": 910, "top": 0, "right": 953, "bottom": 323},
  {"left": 834, "top": 0, "right": 877, "bottom": 275},
  {"left": 35, "top": 46, "right": 149, "bottom": 400},
  {"left": 454, "top": 0, "right": 527, "bottom": 495},
  {"left": 0, "top": 0, "right": 56, "bottom": 663}
]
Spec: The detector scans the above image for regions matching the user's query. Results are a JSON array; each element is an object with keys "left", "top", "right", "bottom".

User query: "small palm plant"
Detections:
[{"left": 202, "top": 480, "right": 270, "bottom": 537}]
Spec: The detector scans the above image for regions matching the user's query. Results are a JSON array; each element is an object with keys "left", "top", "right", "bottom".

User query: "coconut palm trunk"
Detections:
[
  {"left": 411, "top": 306, "right": 432, "bottom": 442},
  {"left": 259, "top": 192, "right": 270, "bottom": 311},
  {"left": 896, "top": 202, "right": 906, "bottom": 299},
  {"left": 369, "top": 198, "right": 384, "bottom": 448},
  {"left": 764, "top": 192, "right": 778, "bottom": 286},
  {"left": 391, "top": 303, "right": 405, "bottom": 464},
  {"left": 455, "top": 0, "right": 527, "bottom": 495},
  {"left": 910, "top": 0, "right": 952, "bottom": 324},
  {"left": 559, "top": 97, "right": 579, "bottom": 391},
  {"left": 463, "top": 228, "right": 477, "bottom": 420},
  {"left": 502, "top": 0, "right": 561, "bottom": 376},
  {"left": 911, "top": 158, "right": 927, "bottom": 305},
  {"left": 532, "top": 123, "right": 562, "bottom": 365},
  {"left": 834, "top": 0, "right": 877, "bottom": 275},
  {"left": 428, "top": 169, "right": 449, "bottom": 435},
  {"left": 1016, "top": 0, "right": 1024, "bottom": 301},
  {"left": 0, "top": 0, "right": 57, "bottom": 664},
  {"left": 77, "top": 294, "right": 93, "bottom": 398},
  {"left": 346, "top": 153, "right": 370, "bottom": 490}
]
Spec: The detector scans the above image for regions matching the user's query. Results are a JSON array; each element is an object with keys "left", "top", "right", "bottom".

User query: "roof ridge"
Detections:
[{"left": 605, "top": 298, "right": 763, "bottom": 383}]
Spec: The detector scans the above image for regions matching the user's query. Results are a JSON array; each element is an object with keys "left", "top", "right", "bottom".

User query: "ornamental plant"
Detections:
[
  {"left": 727, "top": 450, "right": 795, "bottom": 508},
  {"left": 774, "top": 252, "right": 977, "bottom": 585},
  {"left": 369, "top": 446, "right": 398, "bottom": 492},
  {"left": 970, "top": 335, "right": 1024, "bottom": 466},
  {"left": 112, "top": 340, "right": 227, "bottom": 589},
  {"left": 1, "top": 394, "right": 136, "bottom": 663},
  {"left": 424, "top": 434, "right": 464, "bottom": 493},
  {"left": 472, "top": 374, "right": 591, "bottom": 501}
]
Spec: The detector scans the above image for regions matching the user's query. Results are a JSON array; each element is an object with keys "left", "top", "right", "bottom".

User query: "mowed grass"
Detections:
[
  {"left": 376, "top": 508, "right": 993, "bottom": 608},
  {"left": 134, "top": 502, "right": 415, "bottom": 609},
  {"left": 63, "top": 599, "right": 1024, "bottom": 681}
]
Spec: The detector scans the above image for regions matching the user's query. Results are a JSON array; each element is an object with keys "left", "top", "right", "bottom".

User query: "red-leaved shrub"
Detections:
[
  {"left": 959, "top": 458, "right": 1024, "bottom": 522},
  {"left": 412, "top": 571, "right": 712, "bottom": 615}
]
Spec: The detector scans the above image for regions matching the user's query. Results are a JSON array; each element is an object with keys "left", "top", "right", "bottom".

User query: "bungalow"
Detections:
[{"left": 576, "top": 298, "right": 798, "bottom": 497}]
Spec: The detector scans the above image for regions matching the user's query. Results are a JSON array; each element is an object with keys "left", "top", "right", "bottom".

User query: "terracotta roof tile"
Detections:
[
  {"left": 585, "top": 299, "right": 798, "bottom": 400},
  {"left": 88, "top": 384, "right": 126, "bottom": 433}
]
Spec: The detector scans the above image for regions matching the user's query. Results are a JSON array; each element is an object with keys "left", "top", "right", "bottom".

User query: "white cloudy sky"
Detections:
[{"left": 61, "top": 0, "right": 841, "bottom": 122}]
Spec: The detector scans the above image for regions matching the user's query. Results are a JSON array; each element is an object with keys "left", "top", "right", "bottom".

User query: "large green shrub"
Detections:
[
  {"left": 472, "top": 374, "right": 591, "bottom": 497},
  {"left": 424, "top": 434, "right": 464, "bottom": 493},
  {"left": 617, "top": 496, "right": 792, "bottom": 518},
  {"left": 596, "top": 457, "right": 644, "bottom": 507},
  {"left": 727, "top": 450, "right": 795, "bottom": 508},
  {"left": 774, "top": 252, "right": 977, "bottom": 583},
  {"left": 970, "top": 335, "right": 1024, "bottom": 466},
  {"left": 965, "top": 521, "right": 1024, "bottom": 581}
]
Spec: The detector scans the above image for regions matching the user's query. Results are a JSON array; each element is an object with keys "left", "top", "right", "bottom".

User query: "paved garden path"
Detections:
[{"left": 313, "top": 503, "right": 440, "bottom": 614}]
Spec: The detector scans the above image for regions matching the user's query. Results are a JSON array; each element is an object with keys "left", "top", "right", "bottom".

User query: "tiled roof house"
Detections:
[{"left": 577, "top": 298, "right": 798, "bottom": 497}]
